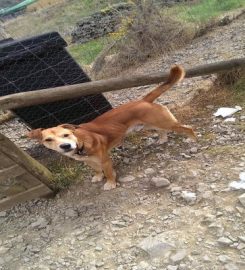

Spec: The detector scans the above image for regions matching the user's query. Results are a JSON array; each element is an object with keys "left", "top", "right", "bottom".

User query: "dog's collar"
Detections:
[{"left": 75, "top": 144, "right": 85, "bottom": 155}]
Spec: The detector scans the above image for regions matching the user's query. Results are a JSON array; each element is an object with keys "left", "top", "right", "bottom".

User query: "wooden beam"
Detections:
[
  {"left": 0, "top": 110, "right": 15, "bottom": 124},
  {"left": 0, "top": 184, "right": 53, "bottom": 211},
  {"left": 0, "top": 58, "right": 244, "bottom": 110},
  {"left": 0, "top": 133, "right": 55, "bottom": 191}
]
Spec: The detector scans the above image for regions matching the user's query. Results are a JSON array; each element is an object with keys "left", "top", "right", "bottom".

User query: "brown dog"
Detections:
[{"left": 27, "top": 65, "right": 196, "bottom": 190}]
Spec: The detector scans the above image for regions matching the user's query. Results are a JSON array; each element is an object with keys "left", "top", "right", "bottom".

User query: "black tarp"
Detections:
[{"left": 0, "top": 32, "right": 112, "bottom": 128}]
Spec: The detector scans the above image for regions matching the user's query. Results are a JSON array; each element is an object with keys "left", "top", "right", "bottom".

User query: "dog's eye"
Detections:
[
  {"left": 63, "top": 134, "right": 70, "bottom": 138},
  {"left": 45, "top": 138, "right": 53, "bottom": 142}
]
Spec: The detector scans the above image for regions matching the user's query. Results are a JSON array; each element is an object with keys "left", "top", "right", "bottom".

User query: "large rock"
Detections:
[
  {"left": 71, "top": 3, "right": 132, "bottom": 43},
  {"left": 217, "top": 237, "right": 233, "bottom": 246},
  {"left": 224, "top": 263, "right": 239, "bottom": 270},
  {"left": 150, "top": 177, "right": 170, "bottom": 187},
  {"left": 118, "top": 175, "right": 136, "bottom": 183},
  {"left": 137, "top": 234, "right": 175, "bottom": 258},
  {"left": 30, "top": 217, "right": 49, "bottom": 229},
  {"left": 71, "top": 1, "right": 193, "bottom": 43},
  {"left": 238, "top": 193, "right": 245, "bottom": 207},
  {"left": 0, "top": 246, "right": 9, "bottom": 255},
  {"left": 170, "top": 249, "right": 187, "bottom": 263},
  {"left": 181, "top": 191, "right": 197, "bottom": 203}
]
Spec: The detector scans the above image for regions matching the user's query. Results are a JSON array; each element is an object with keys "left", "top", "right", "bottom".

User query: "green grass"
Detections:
[
  {"left": 74, "top": 0, "right": 244, "bottom": 66},
  {"left": 68, "top": 37, "right": 109, "bottom": 66},
  {"left": 4, "top": 0, "right": 244, "bottom": 66},
  {"left": 217, "top": 68, "right": 245, "bottom": 106},
  {"left": 231, "top": 76, "right": 245, "bottom": 106},
  {"left": 175, "top": 0, "right": 245, "bottom": 23},
  {"left": 47, "top": 158, "right": 88, "bottom": 190},
  {"left": 206, "top": 144, "right": 239, "bottom": 156}
]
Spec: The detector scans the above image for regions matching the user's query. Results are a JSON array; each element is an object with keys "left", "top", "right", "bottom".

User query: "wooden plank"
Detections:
[
  {"left": 4, "top": 184, "right": 26, "bottom": 197},
  {"left": 0, "top": 133, "right": 55, "bottom": 191},
  {"left": 0, "top": 58, "right": 244, "bottom": 110},
  {"left": 0, "top": 164, "right": 25, "bottom": 182},
  {"left": 0, "top": 184, "right": 53, "bottom": 211},
  {"left": 0, "top": 154, "right": 15, "bottom": 169},
  {"left": 16, "top": 171, "right": 42, "bottom": 189}
]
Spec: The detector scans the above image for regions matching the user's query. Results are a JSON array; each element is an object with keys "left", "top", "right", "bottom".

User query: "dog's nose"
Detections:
[{"left": 59, "top": 143, "right": 71, "bottom": 150}]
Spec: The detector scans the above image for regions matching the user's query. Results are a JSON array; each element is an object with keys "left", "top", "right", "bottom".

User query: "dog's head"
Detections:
[{"left": 27, "top": 124, "right": 80, "bottom": 154}]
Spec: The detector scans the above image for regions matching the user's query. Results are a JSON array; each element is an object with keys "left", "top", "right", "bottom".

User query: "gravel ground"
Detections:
[{"left": 0, "top": 14, "right": 245, "bottom": 270}]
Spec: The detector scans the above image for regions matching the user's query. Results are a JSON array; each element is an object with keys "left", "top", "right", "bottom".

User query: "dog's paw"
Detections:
[
  {"left": 103, "top": 181, "right": 116, "bottom": 190},
  {"left": 92, "top": 174, "right": 104, "bottom": 183},
  {"left": 157, "top": 132, "right": 168, "bottom": 144},
  {"left": 190, "top": 133, "right": 198, "bottom": 142}
]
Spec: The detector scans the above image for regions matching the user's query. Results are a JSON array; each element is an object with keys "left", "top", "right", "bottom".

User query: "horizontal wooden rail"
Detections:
[{"left": 0, "top": 58, "right": 244, "bottom": 111}]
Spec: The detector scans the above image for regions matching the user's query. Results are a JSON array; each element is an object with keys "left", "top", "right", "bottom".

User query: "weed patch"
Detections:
[
  {"left": 216, "top": 68, "right": 245, "bottom": 106},
  {"left": 4, "top": 0, "right": 244, "bottom": 71},
  {"left": 47, "top": 157, "right": 89, "bottom": 190},
  {"left": 175, "top": 67, "right": 245, "bottom": 122},
  {"left": 92, "top": 0, "right": 244, "bottom": 78},
  {"left": 94, "top": 1, "right": 195, "bottom": 77},
  {"left": 206, "top": 144, "right": 239, "bottom": 156}
]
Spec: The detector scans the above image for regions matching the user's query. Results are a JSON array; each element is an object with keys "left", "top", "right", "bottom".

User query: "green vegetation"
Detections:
[
  {"left": 232, "top": 76, "right": 245, "bottom": 105},
  {"left": 72, "top": 0, "right": 245, "bottom": 66},
  {"left": 68, "top": 38, "right": 110, "bottom": 66},
  {"left": 4, "top": 0, "right": 244, "bottom": 66},
  {"left": 47, "top": 158, "right": 88, "bottom": 190},
  {"left": 173, "top": 0, "right": 244, "bottom": 23},
  {"left": 206, "top": 144, "right": 240, "bottom": 156},
  {"left": 216, "top": 68, "right": 245, "bottom": 106},
  {"left": 176, "top": 68, "right": 245, "bottom": 124}
]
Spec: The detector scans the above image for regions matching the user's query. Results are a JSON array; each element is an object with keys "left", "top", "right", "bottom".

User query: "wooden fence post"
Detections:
[{"left": 0, "top": 58, "right": 244, "bottom": 111}]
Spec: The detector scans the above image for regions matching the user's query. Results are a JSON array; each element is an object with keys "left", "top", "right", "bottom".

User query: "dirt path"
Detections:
[{"left": 0, "top": 15, "right": 245, "bottom": 270}]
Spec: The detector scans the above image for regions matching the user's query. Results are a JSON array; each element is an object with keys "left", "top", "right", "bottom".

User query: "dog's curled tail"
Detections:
[{"left": 143, "top": 65, "right": 185, "bottom": 103}]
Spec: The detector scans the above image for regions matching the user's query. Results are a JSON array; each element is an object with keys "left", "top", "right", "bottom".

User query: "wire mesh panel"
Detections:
[{"left": 0, "top": 32, "right": 112, "bottom": 128}]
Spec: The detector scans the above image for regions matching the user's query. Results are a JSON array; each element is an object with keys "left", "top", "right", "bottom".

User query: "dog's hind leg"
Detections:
[
  {"left": 140, "top": 103, "right": 196, "bottom": 140},
  {"left": 171, "top": 123, "right": 197, "bottom": 141},
  {"left": 144, "top": 125, "right": 168, "bottom": 144},
  {"left": 157, "top": 131, "right": 169, "bottom": 144}
]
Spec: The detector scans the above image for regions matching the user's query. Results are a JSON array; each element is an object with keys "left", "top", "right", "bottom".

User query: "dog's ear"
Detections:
[
  {"left": 60, "top": 124, "right": 79, "bottom": 131},
  {"left": 26, "top": 128, "right": 44, "bottom": 141}
]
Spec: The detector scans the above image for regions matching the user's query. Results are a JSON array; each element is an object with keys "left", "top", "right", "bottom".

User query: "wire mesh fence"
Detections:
[
  {"left": 0, "top": 0, "right": 243, "bottom": 149},
  {"left": 0, "top": 0, "right": 225, "bottom": 75},
  {"left": 1, "top": 0, "right": 244, "bottom": 131},
  {"left": 0, "top": 32, "right": 112, "bottom": 129}
]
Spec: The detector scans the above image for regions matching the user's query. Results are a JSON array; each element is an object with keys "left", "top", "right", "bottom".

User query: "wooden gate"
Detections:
[{"left": 0, "top": 133, "right": 54, "bottom": 211}]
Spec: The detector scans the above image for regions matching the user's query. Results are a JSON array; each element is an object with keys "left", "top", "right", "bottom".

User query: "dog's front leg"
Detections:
[
  {"left": 85, "top": 159, "right": 104, "bottom": 183},
  {"left": 73, "top": 155, "right": 104, "bottom": 183},
  {"left": 101, "top": 155, "right": 117, "bottom": 190}
]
